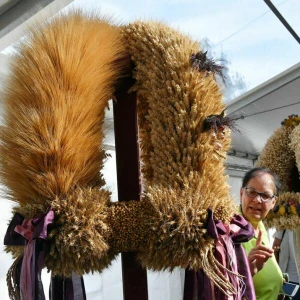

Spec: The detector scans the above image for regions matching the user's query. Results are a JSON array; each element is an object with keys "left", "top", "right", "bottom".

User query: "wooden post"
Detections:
[{"left": 113, "top": 78, "right": 148, "bottom": 300}]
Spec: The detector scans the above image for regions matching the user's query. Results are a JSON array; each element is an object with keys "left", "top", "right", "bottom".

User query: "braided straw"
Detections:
[{"left": 6, "top": 255, "right": 22, "bottom": 300}]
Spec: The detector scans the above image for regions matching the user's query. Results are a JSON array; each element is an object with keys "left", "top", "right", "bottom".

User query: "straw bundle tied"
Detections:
[
  {"left": 256, "top": 118, "right": 300, "bottom": 230},
  {"left": 125, "top": 20, "right": 237, "bottom": 294},
  {"left": 0, "top": 11, "right": 130, "bottom": 279},
  {"left": 256, "top": 126, "right": 296, "bottom": 192},
  {"left": 1, "top": 11, "right": 239, "bottom": 298},
  {"left": 291, "top": 124, "right": 300, "bottom": 176}
]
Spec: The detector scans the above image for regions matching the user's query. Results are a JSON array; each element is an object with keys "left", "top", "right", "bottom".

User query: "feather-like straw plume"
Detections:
[
  {"left": 1, "top": 11, "right": 131, "bottom": 276},
  {"left": 190, "top": 51, "right": 226, "bottom": 84},
  {"left": 0, "top": 11, "right": 129, "bottom": 212},
  {"left": 203, "top": 110, "right": 239, "bottom": 133}
]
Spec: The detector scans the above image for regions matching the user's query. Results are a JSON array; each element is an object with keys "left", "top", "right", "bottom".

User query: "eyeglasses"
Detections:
[{"left": 243, "top": 187, "right": 276, "bottom": 203}]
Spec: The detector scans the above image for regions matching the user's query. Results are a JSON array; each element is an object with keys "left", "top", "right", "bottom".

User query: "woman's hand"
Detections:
[{"left": 248, "top": 229, "right": 274, "bottom": 276}]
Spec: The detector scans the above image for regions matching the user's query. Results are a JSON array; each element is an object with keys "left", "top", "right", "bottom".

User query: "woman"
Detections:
[{"left": 240, "top": 167, "right": 283, "bottom": 299}]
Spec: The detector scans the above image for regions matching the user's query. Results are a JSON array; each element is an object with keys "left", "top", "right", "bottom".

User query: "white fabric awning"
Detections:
[{"left": 227, "top": 62, "right": 300, "bottom": 157}]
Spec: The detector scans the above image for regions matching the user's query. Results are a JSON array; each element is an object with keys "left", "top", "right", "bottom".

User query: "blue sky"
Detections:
[{"left": 67, "top": 0, "right": 300, "bottom": 101}]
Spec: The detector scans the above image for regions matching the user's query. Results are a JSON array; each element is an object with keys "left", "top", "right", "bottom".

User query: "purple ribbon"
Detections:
[
  {"left": 4, "top": 209, "right": 86, "bottom": 300},
  {"left": 184, "top": 209, "right": 256, "bottom": 300},
  {"left": 5, "top": 208, "right": 54, "bottom": 300},
  {"left": 50, "top": 273, "right": 86, "bottom": 300}
]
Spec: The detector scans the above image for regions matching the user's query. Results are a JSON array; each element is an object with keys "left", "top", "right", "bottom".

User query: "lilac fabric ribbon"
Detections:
[
  {"left": 4, "top": 209, "right": 87, "bottom": 300},
  {"left": 5, "top": 208, "right": 54, "bottom": 300},
  {"left": 184, "top": 209, "right": 256, "bottom": 300}
]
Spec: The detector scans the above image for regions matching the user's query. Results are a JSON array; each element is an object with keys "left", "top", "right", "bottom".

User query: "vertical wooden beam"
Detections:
[{"left": 113, "top": 78, "right": 148, "bottom": 300}]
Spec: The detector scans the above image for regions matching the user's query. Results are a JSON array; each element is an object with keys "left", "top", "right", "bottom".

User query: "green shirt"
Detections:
[{"left": 242, "top": 221, "right": 283, "bottom": 300}]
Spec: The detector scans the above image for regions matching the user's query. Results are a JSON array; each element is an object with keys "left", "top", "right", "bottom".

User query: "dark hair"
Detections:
[{"left": 242, "top": 167, "right": 282, "bottom": 195}]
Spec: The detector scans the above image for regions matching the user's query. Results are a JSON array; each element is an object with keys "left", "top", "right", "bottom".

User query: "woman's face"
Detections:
[{"left": 240, "top": 173, "right": 277, "bottom": 226}]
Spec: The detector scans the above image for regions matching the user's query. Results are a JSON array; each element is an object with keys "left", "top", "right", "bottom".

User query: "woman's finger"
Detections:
[
  {"left": 249, "top": 251, "right": 273, "bottom": 260},
  {"left": 252, "top": 244, "right": 274, "bottom": 254},
  {"left": 256, "top": 229, "right": 262, "bottom": 246}
]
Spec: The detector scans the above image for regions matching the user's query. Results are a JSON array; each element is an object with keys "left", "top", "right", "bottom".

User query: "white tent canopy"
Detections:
[
  {"left": 226, "top": 61, "right": 300, "bottom": 185},
  {"left": 227, "top": 61, "right": 300, "bottom": 157}
]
